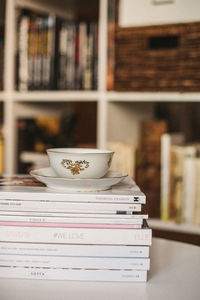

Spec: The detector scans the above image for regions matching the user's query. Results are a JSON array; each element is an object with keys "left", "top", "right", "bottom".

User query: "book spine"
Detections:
[
  {"left": 0, "top": 192, "right": 146, "bottom": 204},
  {"left": 92, "top": 22, "right": 98, "bottom": 90},
  {"left": 34, "top": 17, "right": 43, "bottom": 89},
  {"left": 0, "top": 211, "right": 148, "bottom": 219},
  {"left": 0, "top": 226, "right": 152, "bottom": 245},
  {"left": 83, "top": 22, "right": 92, "bottom": 90},
  {"left": 0, "top": 130, "right": 4, "bottom": 173},
  {"left": 0, "top": 200, "right": 141, "bottom": 213},
  {"left": 0, "top": 215, "right": 144, "bottom": 225},
  {"left": 0, "top": 221, "right": 142, "bottom": 229},
  {"left": 0, "top": 242, "right": 149, "bottom": 257},
  {"left": 182, "top": 152, "right": 196, "bottom": 223},
  {"left": 78, "top": 22, "right": 87, "bottom": 90},
  {"left": 28, "top": 17, "right": 34, "bottom": 90},
  {"left": 0, "top": 255, "right": 150, "bottom": 270},
  {"left": 160, "top": 134, "right": 171, "bottom": 220},
  {"left": 58, "top": 22, "right": 67, "bottom": 89},
  {"left": 170, "top": 146, "right": 185, "bottom": 222},
  {"left": 18, "top": 15, "right": 29, "bottom": 91},
  {"left": 66, "top": 23, "right": 76, "bottom": 89},
  {"left": 193, "top": 158, "right": 200, "bottom": 225},
  {"left": 0, "top": 266, "right": 147, "bottom": 282}
]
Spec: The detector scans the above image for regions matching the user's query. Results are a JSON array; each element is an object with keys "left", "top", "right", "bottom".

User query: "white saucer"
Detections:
[{"left": 30, "top": 167, "right": 128, "bottom": 192}]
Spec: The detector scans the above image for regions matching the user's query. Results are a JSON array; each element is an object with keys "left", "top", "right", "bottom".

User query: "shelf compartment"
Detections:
[{"left": 15, "top": 101, "right": 97, "bottom": 173}]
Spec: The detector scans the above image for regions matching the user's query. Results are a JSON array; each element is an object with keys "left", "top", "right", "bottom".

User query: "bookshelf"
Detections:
[{"left": 0, "top": 0, "right": 200, "bottom": 237}]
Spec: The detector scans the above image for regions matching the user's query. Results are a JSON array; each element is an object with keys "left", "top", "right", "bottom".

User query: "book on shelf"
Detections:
[
  {"left": 169, "top": 145, "right": 185, "bottom": 222},
  {"left": 160, "top": 132, "right": 185, "bottom": 221},
  {"left": 193, "top": 158, "right": 200, "bottom": 226},
  {"left": 0, "top": 20, "right": 4, "bottom": 90},
  {"left": 16, "top": 9, "right": 98, "bottom": 91},
  {"left": 182, "top": 146, "right": 197, "bottom": 224},
  {"left": 0, "top": 125, "right": 4, "bottom": 173},
  {"left": 107, "top": 0, "right": 118, "bottom": 91},
  {"left": 136, "top": 120, "right": 168, "bottom": 218},
  {"left": 171, "top": 144, "right": 200, "bottom": 224}
]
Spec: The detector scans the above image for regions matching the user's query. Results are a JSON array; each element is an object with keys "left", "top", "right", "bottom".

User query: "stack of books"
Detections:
[{"left": 0, "top": 175, "right": 152, "bottom": 282}]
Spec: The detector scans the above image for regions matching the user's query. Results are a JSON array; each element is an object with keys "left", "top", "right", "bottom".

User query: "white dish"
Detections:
[{"left": 30, "top": 167, "right": 128, "bottom": 192}]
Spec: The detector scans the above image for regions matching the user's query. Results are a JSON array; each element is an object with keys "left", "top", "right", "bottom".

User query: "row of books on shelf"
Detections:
[
  {"left": 108, "top": 122, "right": 200, "bottom": 227},
  {"left": 17, "top": 9, "right": 98, "bottom": 91},
  {"left": 0, "top": 174, "right": 151, "bottom": 282},
  {"left": 160, "top": 133, "right": 200, "bottom": 225}
]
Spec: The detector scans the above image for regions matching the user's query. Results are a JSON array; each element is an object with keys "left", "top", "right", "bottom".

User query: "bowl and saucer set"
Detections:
[{"left": 30, "top": 148, "right": 128, "bottom": 192}]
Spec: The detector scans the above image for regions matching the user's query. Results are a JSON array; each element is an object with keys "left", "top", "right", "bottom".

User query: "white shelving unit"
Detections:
[
  {"left": 2, "top": 0, "right": 107, "bottom": 173},
  {"left": 3, "top": 0, "right": 200, "bottom": 174},
  {"left": 1, "top": 0, "right": 200, "bottom": 235}
]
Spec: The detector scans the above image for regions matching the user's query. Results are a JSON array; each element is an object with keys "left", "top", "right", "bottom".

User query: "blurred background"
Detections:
[{"left": 0, "top": 0, "right": 200, "bottom": 244}]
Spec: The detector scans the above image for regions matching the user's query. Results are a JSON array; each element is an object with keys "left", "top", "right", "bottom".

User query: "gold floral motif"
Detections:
[{"left": 61, "top": 159, "right": 89, "bottom": 175}]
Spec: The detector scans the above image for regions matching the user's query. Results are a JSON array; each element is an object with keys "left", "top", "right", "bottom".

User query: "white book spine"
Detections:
[
  {"left": 19, "top": 16, "right": 29, "bottom": 91},
  {"left": 0, "top": 215, "right": 143, "bottom": 225},
  {"left": 194, "top": 158, "right": 200, "bottom": 225},
  {"left": 0, "top": 190, "right": 146, "bottom": 204},
  {"left": 0, "top": 242, "right": 149, "bottom": 257},
  {"left": 0, "top": 255, "right": 150, "bottom": 270},
  {"left": 0, "top": 267, "right": 147, "bottom": 282},
  {"left": 0, "top": 226, "right": 152, "bottom": 245},
  {"left": 160, "top": 134, "right": 171, "bottom": 220},
  {"left": 0, "top": 200, "right": 141, "bottom": 213},
  {"left": 183, "top": 156, "right": 196, "bottom": 223},
  {"left": 0, "top": 211, "right": 148, "bottom": 219}
]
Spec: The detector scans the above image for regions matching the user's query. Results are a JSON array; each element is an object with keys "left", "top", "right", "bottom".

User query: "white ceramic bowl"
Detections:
[{"left": 47, "top": 148, "right": 114, "bottom": 179}]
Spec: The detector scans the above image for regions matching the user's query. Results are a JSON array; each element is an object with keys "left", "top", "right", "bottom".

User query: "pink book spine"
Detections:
[{"left": 0, "top": 221, "right": 142, "bottom": 229}]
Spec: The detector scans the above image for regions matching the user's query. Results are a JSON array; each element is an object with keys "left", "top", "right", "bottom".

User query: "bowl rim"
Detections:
[{"left": 47, "top": 148, "right": 114, "bottom": 155}]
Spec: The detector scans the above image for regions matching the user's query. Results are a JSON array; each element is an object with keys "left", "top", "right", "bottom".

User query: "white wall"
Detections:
[{"left": 119, "top": 0, "right": 200, "bottom": 27}]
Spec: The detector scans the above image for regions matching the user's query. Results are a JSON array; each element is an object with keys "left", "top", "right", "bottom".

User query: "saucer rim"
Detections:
[{"left": 30, "top": 167, "right": 128, "bottom": 181}]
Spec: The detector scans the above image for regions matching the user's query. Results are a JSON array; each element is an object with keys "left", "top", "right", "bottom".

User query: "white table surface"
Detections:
[{"left": 0, "top": 237, "right": 199, "bottom": 300}]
